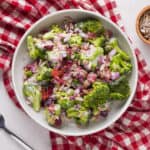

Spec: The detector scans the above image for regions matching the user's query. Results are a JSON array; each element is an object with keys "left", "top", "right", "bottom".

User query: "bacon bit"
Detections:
[
  {"left": 64, "top": 33, "right": 72, "bottom": 42},
  {"left": 51, "top": 69, "right": 63, "bottom": 77},
  {"left": 87, "top": 32, "right": 96, "bottom": 39},
  {"left": 79, "top": 32, "right": 88, "bottom": 38},
  {"left": 87, "top": 72, "right": 97, "bottom": 83},
  {"left": 41, "top": 86, "right": 53, "bottom": 101},
  {"left": 48, "top": 104, "right": 55, "bottom": 112},
  {"left": 51, "top": 69, "right": 65, "bottom": 84},
  {"left": 55, "top": 77, "right": 64, "bottom": 85}
]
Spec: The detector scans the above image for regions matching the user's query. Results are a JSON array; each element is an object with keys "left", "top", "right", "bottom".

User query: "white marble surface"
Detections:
[{"left": 0, "top": 1, "right": 150, "bottom": 150}]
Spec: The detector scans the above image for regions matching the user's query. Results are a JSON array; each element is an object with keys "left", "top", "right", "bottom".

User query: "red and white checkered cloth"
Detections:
[{"left": 0, "top": 0, "right": 150, "bottom": 149}]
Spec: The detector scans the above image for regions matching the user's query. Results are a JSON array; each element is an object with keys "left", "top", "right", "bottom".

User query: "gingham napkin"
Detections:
[{"left": 0, "top": 0, "right": 150, "bottom": 149}]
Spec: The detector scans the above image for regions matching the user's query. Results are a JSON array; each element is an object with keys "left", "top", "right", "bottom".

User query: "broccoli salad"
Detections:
[{"left": 23, "top": 18, "right": 132, "bottom": 127}]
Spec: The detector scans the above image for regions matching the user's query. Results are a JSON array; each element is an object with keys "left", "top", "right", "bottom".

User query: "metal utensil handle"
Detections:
[{"left": 4, "top": 127, "right": 34, "bottom": 150}]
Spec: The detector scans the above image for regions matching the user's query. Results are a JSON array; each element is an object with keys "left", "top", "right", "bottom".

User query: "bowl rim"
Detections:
[
  {"left": 136, "top": 5, "right": 150, "bottom": 44},
  {"left": 12, "top": 9, "right": 138, "bottom": 136}
]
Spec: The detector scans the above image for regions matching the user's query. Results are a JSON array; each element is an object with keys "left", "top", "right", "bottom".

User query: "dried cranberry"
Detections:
[
  {"left": 40, "top": 29, "right": 49, "bottom": 34},
  {"left": 24, "top": 61, "right": 37, "bottom": 73},
  {"left": 104, "top": 30, "right": 113, "bottom": 39},
  {"left": 100, "top": 111, "right": 108, "bottom": 117},
  {"left": 54, "top": 118, "right": 62, "bottom": 127},
  {"left": 44, "top": 45, "right": 53, "bottom": 50}
]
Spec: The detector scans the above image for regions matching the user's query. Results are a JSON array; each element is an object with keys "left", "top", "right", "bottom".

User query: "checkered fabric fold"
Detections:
[{"left": 0, "top": 0, "right": 150, "bottom": 149}]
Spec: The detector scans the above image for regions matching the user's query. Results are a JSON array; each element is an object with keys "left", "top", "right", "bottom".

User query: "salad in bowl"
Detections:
[{"left": 23, "top": 18, "right": 132, "bottom": 127}]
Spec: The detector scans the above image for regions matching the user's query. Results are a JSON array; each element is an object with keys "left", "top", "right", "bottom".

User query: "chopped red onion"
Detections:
[
  {"left": 99, "top": 56, "right": 106, "bottom": 64},
  {"left": 64, "top": 33, "right": 72, "bottom": 42},
  {"left": 108, "top": 49, "right": 116, "bottom": 59},
  {"left": 74, "top": 28, "right": 82, "bottom": 33},
  {"left": 36, "top": 40, "right": 53, "bottom": 50},
  {"left": 25, "top": 61, "right": 37, "bottom": 73},
  {"left": 74, "top": 88, "right": 80, "bottom": 95},
  {"left": 43, "top": 97, "right": 55, "bottom": 107},
  {"left": 79, "top": 32, "right": 88, "bottom": 38},
  {"left": 99, "top": 67, "right": 111, "bottom": 81},
  {"left": 70, "top": 95, "right": 76, "bottom": 100},
  {"left": 111, "top": 72, "right": 120, "bottom": 80}
]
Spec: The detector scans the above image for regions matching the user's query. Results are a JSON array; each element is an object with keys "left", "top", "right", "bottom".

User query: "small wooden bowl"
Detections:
[{"left": 136, "top": 6, "right": 150, "bottom": 44}]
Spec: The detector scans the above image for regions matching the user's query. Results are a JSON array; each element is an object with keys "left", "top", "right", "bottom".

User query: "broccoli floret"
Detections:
[
  {"left": 109, "top": 76, "right": 130, "bottom": 100},
  {"left": 67, "top": 106, "right": 90, "bottom": 125},
  {"left": 71, "top": 79, "right": 80, "bottom": 88},
  {"left": 23, "top": 82, "right": 41, "bottom": 111},
  {"left": 80, "top": 47, "right": 104, "bottom": 61},
  {"left": 89, "top": 36, "right": 105, "bottom": 47},
  {"left": 89, "top": 47, "right": 104, "bottom": 70},
  {"left": 110, "top": 38, "right": 130, "bottom": 61},
  {"left": 110, "top": 93, "right": 124, "bottom": 100},
  {"left": 108, "top": 38, "right": 132, "bottom": 74},
  {"left": 120, "top": 60, "right": 132, "bottom": 73},
  {"left": 58, "top": 98, "right": 74, "bottom": 110},
  {"left": 83, "top": 82, "right": 110, "bottom": 108},
  {"left": 36, "top": 66, "right": 52, "bottom": 81},
  {"left": 77, "top": 19, "right": 104, "bottom": 34},
  {"left": 89, "top": 47, "right": 104, "bottom": 61},
  {"left": 68, "top": 35, "right": 82, "bottom": 46},
  {"left": 24, "top": 69, "right": 33, "bottom": 78},
  {"left": 46, "top": 51, "right": 60, "bottom": 63},
  {"left": 110, "top": 54, "right": 132, "bottom": 74},
  {"left": 43, "top": 24, "right": 63, "bottom": 40},
  {"left": 72, "top": 52, "right": 81, "bottom": 60},
  {"left": 67, "top": 107, "right": 79, "bottom": 118},
  {"left": 56, "top": 91, "right": 74, "bottom": 109},
  {"left": 104, "top": 41, "right": 113, "bottom": 53},
  {"left": 79, "top": 46, "right": 104, "bottom": 70},
  {"left": 27, "top": 36, "right": 45, "bottom": 60}
]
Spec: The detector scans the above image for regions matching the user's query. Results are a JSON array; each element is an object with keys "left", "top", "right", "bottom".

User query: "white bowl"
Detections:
[{"left": 12, "top": 9, "right": 138, "bottom": 136}]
